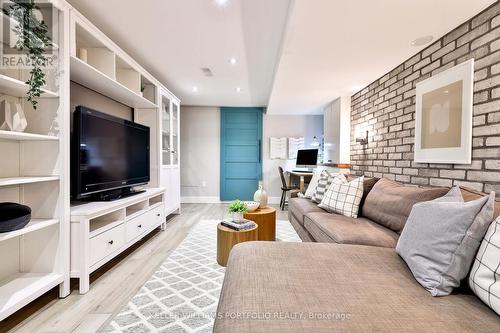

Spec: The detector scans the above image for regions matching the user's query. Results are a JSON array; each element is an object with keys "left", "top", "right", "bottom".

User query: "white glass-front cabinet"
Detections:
[{"left": 160, "top": 90, "right": 181, "bottom": 214}]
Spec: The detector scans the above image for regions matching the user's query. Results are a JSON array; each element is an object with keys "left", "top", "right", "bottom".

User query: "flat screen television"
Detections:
[{"left": 71, "top": 106, "right": 150, "bottom": 201}]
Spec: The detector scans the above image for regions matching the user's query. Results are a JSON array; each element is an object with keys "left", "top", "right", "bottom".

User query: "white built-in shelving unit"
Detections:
[
  {"left": 0, "top": 0, "right": 181, "bottom": 319},
  {"left": 0, "top": 0, "right": 71, "bottom": 321}
]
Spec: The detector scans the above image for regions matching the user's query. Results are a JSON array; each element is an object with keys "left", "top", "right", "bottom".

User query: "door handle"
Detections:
[{"left": 258, "top": 140, "right": 261, "bottom": 163}]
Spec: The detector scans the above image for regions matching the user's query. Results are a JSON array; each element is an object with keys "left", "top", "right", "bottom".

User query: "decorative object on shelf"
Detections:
[
  {"left": 245, "top": 201, "right": 260, "bottom": 212},
  {"left": 269, "top": 137, "right": 287, "bottom": 159},
  {"left": 288, "top": 137, "right": 305, "bottom": 159},
  {"left": 311, "top": 136, "right": 320, "bottom": 147},
  {"left": 9, "top": 0, "right": 52, "bottom": 110},
  {"left": 414, "top": 59, "right": 474, "bottom": 164},
  {"left": 228, "top": 199, "right": 248, "bottom": 222},
  {"left": 0, "top": 202, "right": 31, "bottom": 233},
  {"left": 140, "top": 83, "right": 146, "bottom": 97},
  {"left": 253, "top": 181, "right": 268, "bottom": 208},
  {"left": 0, "top": 100, "right": 27, "bottom": 132},
  {"left": 77, "top": 48, "right": 88, "bottom": 62}
]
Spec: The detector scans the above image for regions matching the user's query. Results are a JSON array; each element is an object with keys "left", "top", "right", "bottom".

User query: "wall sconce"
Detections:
[
  {"left": 311, "top": 136, "right": 320, "bottom": 147},
  {"left": 356, "top": 130, "right": 369, "bottom": 145}
]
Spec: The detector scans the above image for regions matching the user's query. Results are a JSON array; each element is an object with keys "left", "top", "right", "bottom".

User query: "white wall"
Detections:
[
  {"left": 323, "top": 96, "right": 350, "bottom": 164},
  {"left": 180, "top": 106, "right": 220, "bottom": 203},
  {"left": 262, "top": 115, "right": 324, "bottom": 201},
  {"left": 180, "top": 107, "right": 323, "bottom": 203}
]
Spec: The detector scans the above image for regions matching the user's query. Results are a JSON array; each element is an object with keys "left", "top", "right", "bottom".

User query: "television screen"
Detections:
[
  {"left": 296, "top": 149, "right": 318, "bottom": 166},
  {"left": 72, "top": 106, "right": 150, "bottom": 199}
]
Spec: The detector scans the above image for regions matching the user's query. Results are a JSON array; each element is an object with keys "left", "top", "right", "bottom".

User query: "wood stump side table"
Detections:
[
  {"left": 244, "top": 207, "right": 276, "bottom": 241},
  {"left": 217, "top": 223, "right": 258, "bottom": 267}
]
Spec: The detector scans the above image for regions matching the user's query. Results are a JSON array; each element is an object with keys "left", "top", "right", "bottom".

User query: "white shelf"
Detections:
[
  {"left": 71, "top": 188, "right": 165, "bottom": 218},
  {"left": 89, "top": 219, "right": 123, "bottom": 238},
  {"left": 0, "top": 272, "right": 63, "bottom": 321},
  {"left": 0, "top": 130, "right": 59, "bottom": 141},
  {"left": 0, "top": 176, "right": 59, "bottom": 187},
  {"left": 0, "top": 74, "right": 59, "bottom": 98},
  {"left": 70, "top": 56, "right": 157, "bottom": 109},
  {"left": 0, "top": 219, "right": 59, "bottom": 242}
]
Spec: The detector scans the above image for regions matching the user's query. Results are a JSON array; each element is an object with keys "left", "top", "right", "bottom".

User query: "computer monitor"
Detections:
[{"left": 296, "top": 149, "right": 318, "bottom": 168}]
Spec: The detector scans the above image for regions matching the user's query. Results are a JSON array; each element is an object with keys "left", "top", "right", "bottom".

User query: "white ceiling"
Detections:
[
  {"left": 268, "top": 0, "right": 496, "bottom": 115},
  {"left": 67, "top": 0, "right": 496, "bottom": 114},
  {"left": 67, "top": 0, "right": 290, "bottom": 107}
]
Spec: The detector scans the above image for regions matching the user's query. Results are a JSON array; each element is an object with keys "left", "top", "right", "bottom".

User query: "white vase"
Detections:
[
  {"left": 0, "top": 100, "right": 27, "bottom": 132},
  {"left": 253, "top": 181, "right": 268, "bottom": 208},
  {"left": 232, "top": 212, "right": 244, "bottom": 222}
]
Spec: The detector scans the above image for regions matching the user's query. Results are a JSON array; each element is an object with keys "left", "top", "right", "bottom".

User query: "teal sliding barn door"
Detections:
[{"left": 220, "top": 107, "right": 263, "bottom": 201}]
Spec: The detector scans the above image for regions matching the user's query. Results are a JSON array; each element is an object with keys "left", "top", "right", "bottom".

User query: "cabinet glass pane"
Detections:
[
  {"left": 162, "top": 97, "right": 171, "bottom": 165},
  {"left": 172, "top": 103, "right": 179, "bottom": 165}
]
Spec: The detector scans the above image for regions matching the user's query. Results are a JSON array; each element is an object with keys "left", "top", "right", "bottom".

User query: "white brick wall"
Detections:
[{"left": 351, "top": 2, "right": 500, "bottom": 194}]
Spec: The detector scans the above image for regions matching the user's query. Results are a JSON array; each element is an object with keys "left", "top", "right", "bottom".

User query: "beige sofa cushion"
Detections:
[
  {"left": 461, "top": 186, "right": 500, "bottom": 219},
  {"left": 362, "top": 178, "right": 449, "bottom": 232},
  {"left": 304, "top": 212, "right": 399, "bottom": 247},
  {"left": 214, "top": 242, "right": 500, "bottom": 333},
  {"left": 288, "top": 197, "right": 324, "bottom": 226}
]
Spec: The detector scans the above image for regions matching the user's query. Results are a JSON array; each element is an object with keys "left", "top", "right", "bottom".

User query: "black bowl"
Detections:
[{"left": 0, "top": 202, "right": 31, "bottom": 233}]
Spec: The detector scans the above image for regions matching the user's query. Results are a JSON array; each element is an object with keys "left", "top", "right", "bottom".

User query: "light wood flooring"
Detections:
[{"left": 2, "top": 204, "right": 288, "bottom": 333}]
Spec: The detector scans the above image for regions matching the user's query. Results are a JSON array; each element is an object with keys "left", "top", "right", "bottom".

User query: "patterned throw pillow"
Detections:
[
  {"left": 311, "top": 170, "right": 333, "bottom": 203},
  {"left": 319, "top": 176, "right": 364, "bottom": 218},
  {"left": 469, "top": 216, "right": 500, "bottom": 315}
]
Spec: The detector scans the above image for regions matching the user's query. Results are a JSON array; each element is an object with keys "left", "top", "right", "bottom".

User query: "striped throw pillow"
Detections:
[
  {"left": 310, "top": 170, "right": 331, "bottom": 203},
  {"left": 319, "top": 176, "right": 364, "bottom": 218},
  {"left": 311, "top": 172, "right": 345, "bottom": 203},
  {"left": 469, "top": 216, "right": 500, "bottom": 316}
]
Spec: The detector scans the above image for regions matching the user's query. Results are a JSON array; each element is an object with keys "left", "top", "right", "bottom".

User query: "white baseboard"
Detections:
[
  {"left": 268, "top": 196, "right": 281, "bottom": 205},
  {"left": 181, "top": 196, "right": 221, "bottom": 203},
  {"left": 182, "top": 196, "right": 283, "bottom": 205}
]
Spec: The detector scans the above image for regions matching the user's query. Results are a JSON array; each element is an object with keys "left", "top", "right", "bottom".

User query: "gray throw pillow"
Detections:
[{"left": 396, "top": 186, "right": 495, "bottom": 296}]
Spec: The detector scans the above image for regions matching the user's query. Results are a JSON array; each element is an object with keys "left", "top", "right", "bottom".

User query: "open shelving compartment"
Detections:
[
  {"left": 89, "top": 209, "right": 126, "bottom": 238},
  {"left": 125, "top": 200, "right": 150, "bottom": 220},
  {"left": 0, "top": 97, "right": 64, "bottom": 320},
  {"left": 71, "top": 19, "right": 157, "bottom": 109},
  {"left": 149, "top": 194, "right": 164, "bottom": 209},
  {"left": 0, "top": 2, "right": 68, "bottom": 320}
]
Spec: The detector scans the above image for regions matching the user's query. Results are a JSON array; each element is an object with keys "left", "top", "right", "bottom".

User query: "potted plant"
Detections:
[
  {"left": 228, "top": 200, "right": 248, "bottom": 222},
  {"left": 9, "top": 0, "right": 52, "bottom": 110}
]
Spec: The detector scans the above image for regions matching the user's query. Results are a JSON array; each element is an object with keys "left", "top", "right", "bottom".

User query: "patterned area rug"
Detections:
[{"left": 104, "top": 219, "right": 301, "bottom": 332}]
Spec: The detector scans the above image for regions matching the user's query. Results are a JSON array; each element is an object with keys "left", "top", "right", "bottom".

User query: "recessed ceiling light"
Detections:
[
  {"left": 411, "top": 35, "right": 433, "bottom": 47},
  {"left": 214, "top": 0, "right": 229, "bottom": 7},
  {"left": 192, "top": 86, "right": 198, "bottom": 92},
  {"left": 229, "top": 57, "right": 237, "bottom": 65},
  {"left": 236, "top": 87, "right": 241, "bottom": 93}
]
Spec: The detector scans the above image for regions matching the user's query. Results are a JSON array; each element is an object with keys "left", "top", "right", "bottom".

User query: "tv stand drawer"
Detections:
[
  {"left": 125, "top": 205, "right": 163, "bottom": 242},
  {"left": 89, "top": 224, "right": 125, "bottom": 265}
]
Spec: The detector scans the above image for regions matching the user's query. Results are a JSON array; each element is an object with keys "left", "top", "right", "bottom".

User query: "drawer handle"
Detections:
[
  {"left": 108, "top": 240, "right": 114, "bottom": 245},
  {"left": 157, "top": 214, "right": 161, "bottom": 217},
  {"left": 138, "top": 224, "right": 142, "bottom": 228}
]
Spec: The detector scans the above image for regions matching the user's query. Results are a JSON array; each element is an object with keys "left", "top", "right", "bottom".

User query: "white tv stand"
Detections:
[{"left": 70, "top": 188, "right": 166, "bottom": 294}]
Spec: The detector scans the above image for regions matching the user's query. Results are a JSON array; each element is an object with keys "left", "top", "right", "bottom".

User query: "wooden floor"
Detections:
[{"left": 2, "top": 203, "right": 288, "bottom": 333}]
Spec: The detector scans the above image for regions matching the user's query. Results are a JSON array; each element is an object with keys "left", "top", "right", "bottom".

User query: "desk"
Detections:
[{"left": 286, "top": 170, "right": 314, "bottom": 193}]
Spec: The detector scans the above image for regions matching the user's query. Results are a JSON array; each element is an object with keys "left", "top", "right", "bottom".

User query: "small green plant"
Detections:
[
  {"left": 140, "top": 83, "right": 146, "bottom": 93},
  {"left": 228, "top": 200, "right": 248, "bottom": 214},
  {"left": 9, "top": 0, "right": 52, "bottom": 110}
]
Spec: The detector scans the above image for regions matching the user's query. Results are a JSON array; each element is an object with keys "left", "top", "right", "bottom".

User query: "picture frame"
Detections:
[{"left": 414, "top": 59, "right": 474, "bottom": 164}]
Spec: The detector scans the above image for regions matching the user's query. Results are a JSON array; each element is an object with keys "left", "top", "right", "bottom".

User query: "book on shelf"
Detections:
[{"left": 221, "top": 219, "right": 256, "bottom": 231}]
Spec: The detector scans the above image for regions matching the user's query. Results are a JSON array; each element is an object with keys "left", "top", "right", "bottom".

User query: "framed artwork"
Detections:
[{"left": 414, "top": 59, "right": 474, "bottom": 164}]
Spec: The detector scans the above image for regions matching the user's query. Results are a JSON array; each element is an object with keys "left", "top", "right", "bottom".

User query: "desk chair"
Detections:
[{"left": 278, "top": 166, "right": 299, "bottom": 210}]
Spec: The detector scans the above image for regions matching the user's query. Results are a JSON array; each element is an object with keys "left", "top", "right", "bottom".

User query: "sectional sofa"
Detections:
[{"left": 214, "top": 178, "right": 500, "bottom": 332}]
